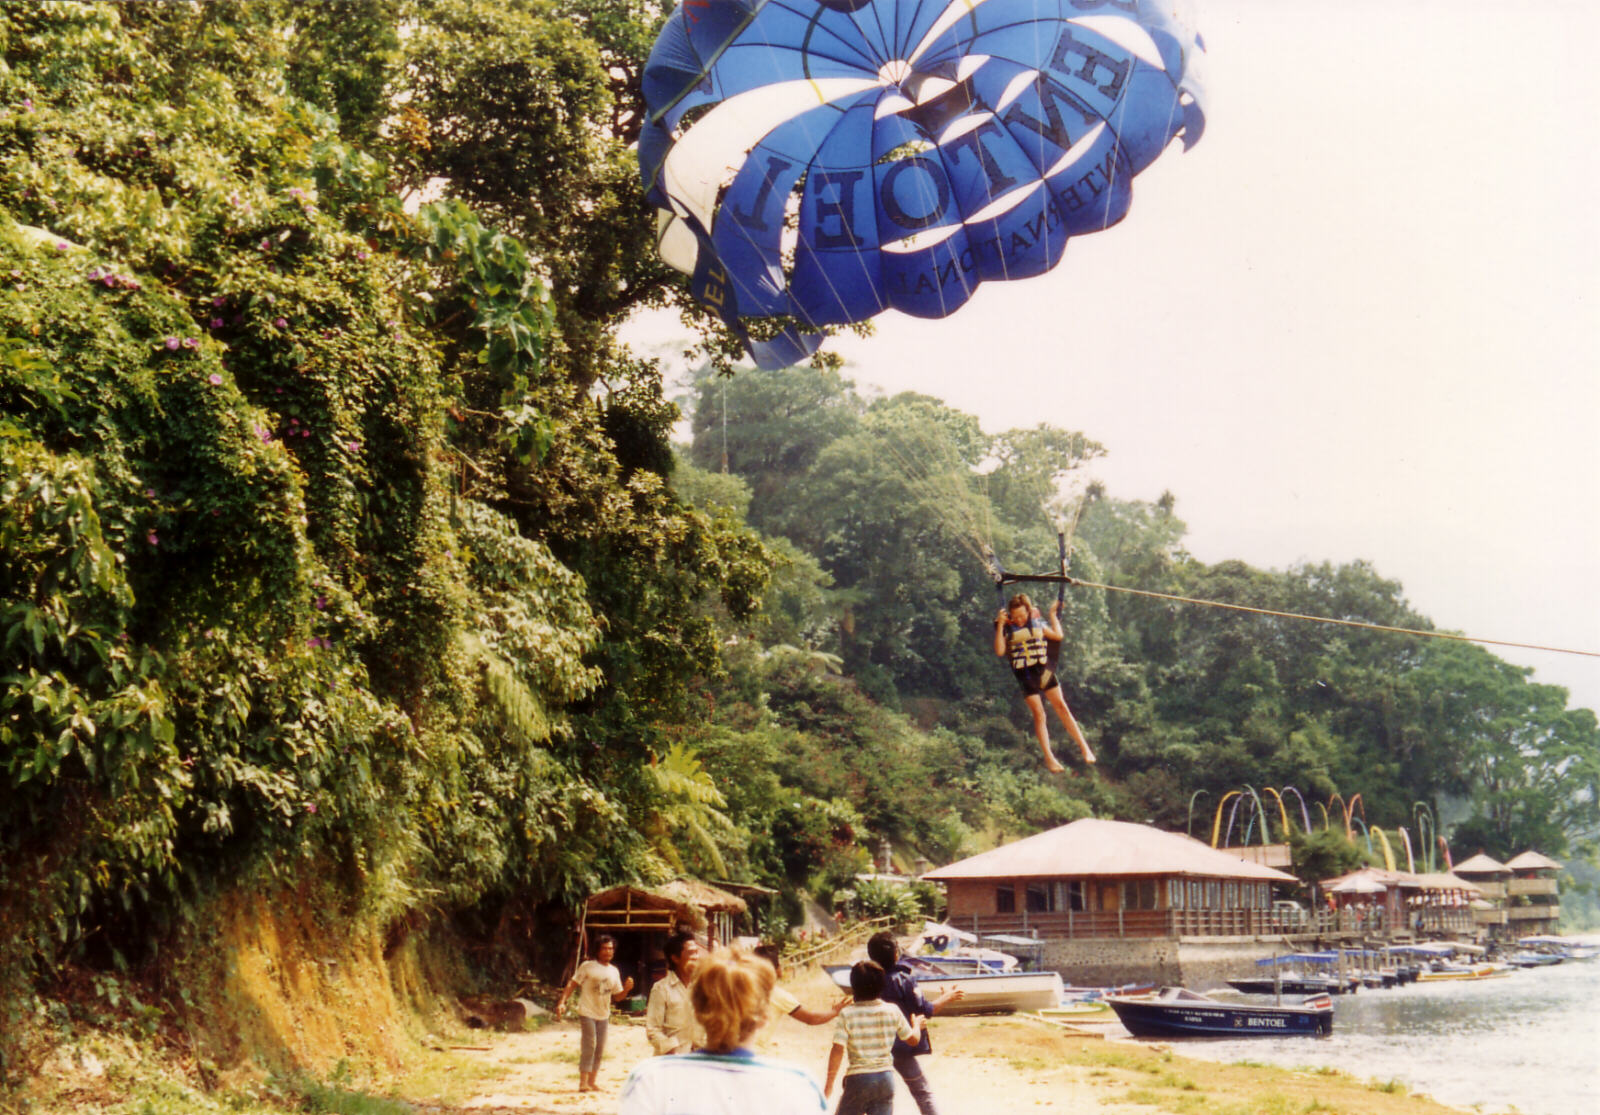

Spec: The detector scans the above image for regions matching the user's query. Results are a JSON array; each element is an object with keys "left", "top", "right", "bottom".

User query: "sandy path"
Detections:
[
  {"left": 430, "top": 988, "right": 1469, "bottom": 1115},
  {"left": 442, "top": 1009, "right": 1135, "bottom": 1115}
]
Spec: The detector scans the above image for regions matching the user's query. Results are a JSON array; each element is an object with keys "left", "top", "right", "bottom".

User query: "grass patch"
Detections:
[
  {"left": 1007, "top": 1054, "right": 1054, "bottom": 1072},
  {"left": 1117, "top": 1087, "right": 1171, "bottom": 1107},
  {"left": 1370, "top": 1079, "right": 1409, "bottom": 1095}
]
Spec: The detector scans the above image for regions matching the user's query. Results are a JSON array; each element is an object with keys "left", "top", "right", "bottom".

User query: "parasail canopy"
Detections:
[{"left": 640, "top": 0, "right": 1208, "bottom": 366}]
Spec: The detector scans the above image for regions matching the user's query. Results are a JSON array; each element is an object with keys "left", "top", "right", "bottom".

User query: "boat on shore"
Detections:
[
  {"left": 1415, "top": 962, "right": 1507, "bottom": 981},
  {"left": 1108, "top": 986, "right": 1334, "bottom": 1038},
  {"left": 825, "top": 962, "right": 1064, "bottom": 1015},
  {"left": 1226, "top": 953, "right": 1359, "bottom": 996},
  {"left": 1518, "top": 935, "right": 1599, "bottom": 962}
]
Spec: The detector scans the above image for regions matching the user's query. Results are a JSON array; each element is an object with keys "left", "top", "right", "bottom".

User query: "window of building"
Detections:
[
  {"left": 996, "top": 885, "right": 1016, "bottom": 914},
  {"left": 1224, "top": 881, "right": 1237, "bottom": 909},
  {"left": 1026, "top": 882, "right": 1052, "bottom": 912},
  {"left": 1054, "top": 881, "right": 1085, "bottom": 912},
  {"left": 1123, "top": 879, "right": 1159, "bottom": 910},
  {"left": 1205, "top": 880, "right": 1220, "bottom": 908},
  {"left": 1189, "top": 880, "right": 1202, "bottom": 908},
  {"left": 1170, "top": 879, "right": 1185, "bottom": 909}
]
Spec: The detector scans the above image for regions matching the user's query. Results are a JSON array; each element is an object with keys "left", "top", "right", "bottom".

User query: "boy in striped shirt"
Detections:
[{"left": 823, "top": 960, "right": 923, "bottom": 1115}]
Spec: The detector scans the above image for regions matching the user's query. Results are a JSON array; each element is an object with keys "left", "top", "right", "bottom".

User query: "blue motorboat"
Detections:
[
  {"left": 1226, "top": 953, "right": 1359, "bottom": 996},
  {"left": 1109, "top": 986, "right": 1334, "bottom": 1038}
]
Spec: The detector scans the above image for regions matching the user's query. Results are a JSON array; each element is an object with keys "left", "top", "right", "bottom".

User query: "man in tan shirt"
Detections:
[{"left": 645, "top": 929, "right": 703, "bottom": 1054}]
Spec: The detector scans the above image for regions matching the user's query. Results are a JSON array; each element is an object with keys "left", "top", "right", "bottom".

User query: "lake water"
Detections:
[{"left": 1125, "top": 958, "right": 1600, "bottom": 1115}]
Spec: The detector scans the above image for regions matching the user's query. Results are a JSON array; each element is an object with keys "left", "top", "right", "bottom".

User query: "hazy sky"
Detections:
[{"left": 626, "top": 0, "right": 1600, "bottom": 714}]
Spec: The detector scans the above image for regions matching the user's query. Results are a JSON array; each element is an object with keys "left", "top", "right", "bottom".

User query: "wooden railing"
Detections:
[
  {"left": 953, "top": 908, "right": 1280, "bottom": 939},
  {"left": 783, "top": 916, "right": 894, "bottom": 970},
  {"left": 1507, "top": 878, "right": 1559, "bottom": 897},
  {"left": 948, "top": 905, "right": 1481, "bottom": 940},
  {"left": 1506, "top": 904, "right": 1560, "bottom": 922}
]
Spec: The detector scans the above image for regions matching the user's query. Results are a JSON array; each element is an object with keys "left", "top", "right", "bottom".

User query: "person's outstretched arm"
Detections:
[{"left": 994, "top": 610, "right": 1009, "bottom": 656}]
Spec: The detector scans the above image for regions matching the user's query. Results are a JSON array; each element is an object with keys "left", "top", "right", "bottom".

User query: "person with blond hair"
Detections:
[{"left": 620, "top": 946, "right": 825, "bottom": 1115}]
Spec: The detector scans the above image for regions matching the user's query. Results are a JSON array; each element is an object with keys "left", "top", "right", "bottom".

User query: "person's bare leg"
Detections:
[
  {"left": 1046, "top": 687, "right": 1095, "bottom": 764},
  {"left": 1025, "top": 694, "right": 1064, "bottom": 771}
]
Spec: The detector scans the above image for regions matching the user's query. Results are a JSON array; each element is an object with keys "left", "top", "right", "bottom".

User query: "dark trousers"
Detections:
[
  {"left": 893, "top": 1050, "right": 939, "bottom": 1115},
  {"left": 836, "top": 1069, "right": 895, "bottom": 1115}
]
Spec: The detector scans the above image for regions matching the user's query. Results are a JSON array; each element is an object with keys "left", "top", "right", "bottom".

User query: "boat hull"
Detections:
[
  {"left": 1109, "top": 992, "right": 1332, "bottom": 1038},
  {"left": 825, "top": 966, "right": 1064, "bottom": 1015},
  {"left": 1225, "top": 977, "right": 1346, "bottom": 996}
]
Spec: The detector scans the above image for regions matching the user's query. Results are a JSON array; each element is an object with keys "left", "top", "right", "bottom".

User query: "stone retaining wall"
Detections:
[{"left": 1040, "top": 936, "right": 1295, "bottom": 990}]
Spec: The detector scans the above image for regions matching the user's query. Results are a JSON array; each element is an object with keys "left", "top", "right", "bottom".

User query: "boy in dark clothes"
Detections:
[{"left": 865, "top": 932, "right": 964, "bottom": 1115}]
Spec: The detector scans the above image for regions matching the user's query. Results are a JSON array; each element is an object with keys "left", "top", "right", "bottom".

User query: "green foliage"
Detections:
[
  {"left": 685, "top": 350, "right": 1600, "bottom": 873},
  {"left": 1289, "top": 827, "right": 1368, "bottom": 885},
  {"left": 0, "top": 2, "right": 775, "bottom": 1020},
  {"left": 837, "top": 878, "right": 926, "bottom": 926}
]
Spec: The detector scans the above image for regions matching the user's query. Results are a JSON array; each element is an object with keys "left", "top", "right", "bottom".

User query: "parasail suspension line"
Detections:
[{"left": 1061, "top": 579, "right": 1600, "bottom": 660}]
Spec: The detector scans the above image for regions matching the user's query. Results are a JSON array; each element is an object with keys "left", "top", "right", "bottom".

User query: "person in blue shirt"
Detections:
[
  {"left": 993, "top": 593, "right": 1096, "bottom": 772},
  {"left": 865, "top": 932, "right": 964, "bottom": 1115}
]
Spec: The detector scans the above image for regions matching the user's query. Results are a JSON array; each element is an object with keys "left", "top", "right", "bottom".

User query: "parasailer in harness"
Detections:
[
  {"left": 984, "top": 528, "right": 1098, "bottom": 772},
  {"left": 992, "top": 594, "right": 1097, "bottom": 774}
]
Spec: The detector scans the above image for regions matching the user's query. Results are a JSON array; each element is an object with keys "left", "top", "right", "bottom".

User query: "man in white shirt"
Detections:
[{"left": 645, "top": 929, "right": 703, "bottom": 1055}]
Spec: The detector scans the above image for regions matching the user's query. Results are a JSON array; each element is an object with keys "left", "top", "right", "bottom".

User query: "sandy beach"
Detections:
[{"left": 430, "top": 971, "right": 1468, "bottom": 1115}]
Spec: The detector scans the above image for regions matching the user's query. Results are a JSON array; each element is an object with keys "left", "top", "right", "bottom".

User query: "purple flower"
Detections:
[
  {"left": 346, "top": 440, "right": 360, "bottom": 452},
  {"left": 210, "top": 317, "right": 224, "bottom": 329},
  {"left": 147, "top": 531, "right": 159, "bottom": 546},
  {"left": 306, "top": 637, "right": 319, "bottom": 648},
  {"left": 259, "top": 238, "right": 271, "bottom": 251},
  {"left": 301, "top": 429, "right": 311, "bottom": 438},
  {"left": 54, "top": 241, "right": 68, "bottom": 251},
  {"left": 164, "top": 337, "right": 180, "bottom": 351},
  {"left": 212, "top": 296, "right": 226, "bottom": 308},
  {"left": 144, "top": 488, "right": 155, "bottom": 498},
  {"left": 87, "top": 267, "right": 102, "bottom": 280},
  {"left": 288, "top": 416, "right": 298, "bottom": 425},
  {"left": 208, "top": 373, "right": 223, "bottom": 386},
  {"left": 182, "top": 337, "right": 199, "bottom": 350},
  {"left": 274, "top": 317, "right": 287, "bottom": 330},
  {"left": 306, "top": 802, "right": 318, "bottom": 814},
  {"left": 21, "top": 99, "right": 32, "bottom": 112},
  {"left": 314, "top": 595, "right": 326, "bottom": 610},
  {"left": 253, "top": 424, "right": 272, "bottom": 443},
  {"left": 102, "top": 275, "right": 116, "bottom": 287},
  {"left": 357, "top": 251, "right": 369, "bottom": 261}
]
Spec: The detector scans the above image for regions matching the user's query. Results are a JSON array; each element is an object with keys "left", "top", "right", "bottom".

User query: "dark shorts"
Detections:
[{"left": 1013, "top": 665, "right": 1061, "bottom": 697}]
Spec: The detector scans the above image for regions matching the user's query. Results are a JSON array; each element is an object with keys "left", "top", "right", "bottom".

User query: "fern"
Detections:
[{"left": 463, "top": 632, "right": 553, "bottom": 745}]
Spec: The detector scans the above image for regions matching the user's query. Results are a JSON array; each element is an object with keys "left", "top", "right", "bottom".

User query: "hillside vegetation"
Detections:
[{"left": 2, "top": 2, "right": 1596, "bottom": 1101}]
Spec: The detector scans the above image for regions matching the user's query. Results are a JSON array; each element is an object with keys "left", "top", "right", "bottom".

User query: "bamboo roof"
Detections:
[
  {"left": 581, "top": 879, "right": 747, "bottom": 934},
  {"left": 1452, "top": 853, "right": 1511, "bottom": 876},
  {"left": 921, "top": 818, "right": 1297, "bottom": 883},
  {"left": 1505, "top": 850, "right": 1562, "bottom": 872},
  {"left": 653, "top": 878, "right": 748, "bottom": 914}
]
